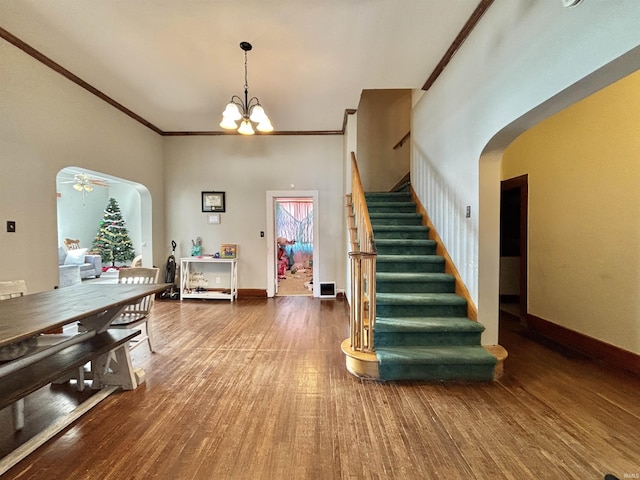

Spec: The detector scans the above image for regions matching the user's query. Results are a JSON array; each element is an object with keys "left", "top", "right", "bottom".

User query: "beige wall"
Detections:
[
  {"left": 0, "top": 37, "right": 346, "bottom": 294},
  {"left": 163, "top": 135, "right": 345, "bottom": 292},
  {"left": 357, "top": 89, "right": 410, "bottom": 191},
  {"left": 0, "top": 40, "right": 165, "bottom": 292},
  {"left": 502, "top": 69, "right": 640, "bottom": 355}
]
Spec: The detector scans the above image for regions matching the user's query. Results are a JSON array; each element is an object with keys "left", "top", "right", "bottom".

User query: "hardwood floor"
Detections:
[{"left": 1, "top": 297, "right": 639, "bottom": 479}]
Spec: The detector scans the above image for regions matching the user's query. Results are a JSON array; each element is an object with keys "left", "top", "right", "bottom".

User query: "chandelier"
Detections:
[{"left": 220, "top": 42, "right": 273, "bottom": 135}]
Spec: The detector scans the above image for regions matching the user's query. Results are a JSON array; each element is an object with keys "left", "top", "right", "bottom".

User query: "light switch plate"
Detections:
[{"left": 7, "top": 221, "right": 16, "bottom": 233}]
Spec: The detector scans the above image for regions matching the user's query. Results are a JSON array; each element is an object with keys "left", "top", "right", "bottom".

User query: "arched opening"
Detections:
[
  {"left": 478, "top": 46, "right": 640, "bottom": 350},
  {"left": 56, "top": 167, "right": 153, "bottom": 279}
]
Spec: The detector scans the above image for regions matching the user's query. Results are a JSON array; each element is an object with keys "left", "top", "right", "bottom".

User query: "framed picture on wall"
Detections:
[
  {"left": 202, "top": 191, "right": 226, "bottom": 213},
  {"left": 221, "top": 244, "right": 237, "bottom": 258}
]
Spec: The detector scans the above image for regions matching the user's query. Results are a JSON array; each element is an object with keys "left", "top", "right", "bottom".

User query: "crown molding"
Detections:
[
  {"left": 1, "top": 26, "right": 349, "bottom": 136},
  {"left": 422, "top": 0, "right": 494, "bottom": 91}
]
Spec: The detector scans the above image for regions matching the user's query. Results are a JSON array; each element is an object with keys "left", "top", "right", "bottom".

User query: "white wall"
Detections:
[
  {"left": 163, "top": 135, "right": 345, "bottom": 292},
  {"left": 0, "top": 39, "right": 165, "bottom": 292},
  {"left": 411, "top": 0, "right": 640, "bottom": 344}
]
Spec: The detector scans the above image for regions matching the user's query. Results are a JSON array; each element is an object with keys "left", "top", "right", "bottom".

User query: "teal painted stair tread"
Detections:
[
  {"left": 370, "top": 213, "right": 423, "bottom": 226},
  {"left": 370, "top": 212, "right": 422, "bottom": 219},
  {"left": 376, "top": 346, "right": 496, "bottom": 381},
  {"left": 368, "top": 202, "right": 417, "bottom": 213},
  {"left": 376, "top": 292, "right": 467, "bottom": 317},
  {"left": 377, "top": 254, "right": 443, "bottom": 262},
  {"left": 377, "top": 345, "right": 496, "bottom": 365},
  {"left": 376, "top": 272, "right": 455, "bottom": 293},
  {"left": 376, "top": 316, "right": 484, "bottom": 333},
  {"left": 372, "top": 225, "right": 430, "bottom": 239},
  {"left": 375, "top": 239, "right": 437, "bottom": 255},
  {"left": 376, "top": 255, "right": 445, "bottom": 273},
  {"left": 365, "top": 192, "right": 412, "bottom": 200},
  {"left": 375, "top": 317, "right": 483, "bottom": 347},
  {"left": 368, "top": 201, "right": 415, "bottom": 207},
  {"left": 376, "top": 272, "right": 455, "bottom": 283},
  {"left": 376, "top": 292, "right": 466, "bottom": 305}
]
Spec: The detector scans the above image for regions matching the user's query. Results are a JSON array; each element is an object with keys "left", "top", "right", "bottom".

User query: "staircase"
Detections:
[{"left": 366, "top": 191, "right": 498, "bottom": 382}]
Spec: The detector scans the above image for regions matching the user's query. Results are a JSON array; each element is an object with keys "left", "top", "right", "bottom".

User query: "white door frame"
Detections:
[{"left": 266, "top": 190, "right": 319, "bottom": 297}]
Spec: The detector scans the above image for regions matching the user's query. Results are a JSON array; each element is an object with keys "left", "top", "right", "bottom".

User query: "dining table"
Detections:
[{"left": 0, "top": 282, "right": 168, "bottom": 475}]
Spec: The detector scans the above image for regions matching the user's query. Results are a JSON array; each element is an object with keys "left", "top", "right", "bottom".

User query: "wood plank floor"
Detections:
[{"left": 1, "top": 297, "right": 639, "bottom": 479}]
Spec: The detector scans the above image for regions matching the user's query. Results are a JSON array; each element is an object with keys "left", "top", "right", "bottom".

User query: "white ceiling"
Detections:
[{"left": 0, "top": 1, "right": 481, "bottom": 133}]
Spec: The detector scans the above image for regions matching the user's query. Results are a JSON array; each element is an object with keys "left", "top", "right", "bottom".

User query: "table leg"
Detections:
[
  {"left": 92, "top": 345, "right": 138, "bottom": 391},
  {"left": 11, "top": 399, "right": 24, "bottom": 431}
]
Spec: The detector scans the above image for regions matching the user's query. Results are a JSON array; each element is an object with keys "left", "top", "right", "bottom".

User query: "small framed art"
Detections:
[
  {"left": 202, "top": 191, "right": 226, "bottom": 213},
  {"left": 221, "top": 244, "right": 237, "bottom": 258}
]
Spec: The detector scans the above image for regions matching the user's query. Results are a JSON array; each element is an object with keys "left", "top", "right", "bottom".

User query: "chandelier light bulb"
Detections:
[
  {"left": 220, "top": 116, "right": 238, "bottom": 130},
  {"left": 238, "top": 119, "right": 255, "bottom": 135},
  {"left": 249, "top": 105, "right": 266, "bottom": 123},
  {"left": 222, "top": 102, "right": 242, "bottom": 121},
  {"left": 257, "top": 118, "right": 273, "bottom": 133}
]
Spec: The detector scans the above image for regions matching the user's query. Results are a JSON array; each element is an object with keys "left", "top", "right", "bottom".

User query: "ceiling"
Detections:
[{"left": 0, "top": 1, "right": 483, "bottom": 134}]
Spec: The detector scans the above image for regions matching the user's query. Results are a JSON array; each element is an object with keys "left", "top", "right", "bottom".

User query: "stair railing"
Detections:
[{"left": 348, "top": 152, "right": 377, "bottom": 352}]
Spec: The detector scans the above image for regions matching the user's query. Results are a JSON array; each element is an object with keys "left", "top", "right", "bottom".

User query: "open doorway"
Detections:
[
  {"left": 266, "top": 190, "right": 319, "bottom": 297},
  {"left": 275, "top": 198, "right": 313, "bottom": 296},
  {"left": 499, "top": 174, "right": 528, "bottom": 321}
]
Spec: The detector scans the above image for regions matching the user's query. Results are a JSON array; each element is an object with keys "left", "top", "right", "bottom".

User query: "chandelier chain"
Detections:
[{"left": 244, "top": 50, "right": 249, "bottom": 91}]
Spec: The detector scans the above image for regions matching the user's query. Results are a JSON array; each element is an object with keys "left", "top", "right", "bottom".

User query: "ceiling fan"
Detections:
[
  {"left": 70, "top": 173, "right": 109, "bottom": 192},
  {"left": 59, "top": 172, "right": 110, "bottom": 205}
]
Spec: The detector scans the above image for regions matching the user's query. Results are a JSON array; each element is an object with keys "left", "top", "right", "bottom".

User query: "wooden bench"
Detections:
[
  {"left": 0, "top": 328, "right": 140, "bottom": 476},
  {"left": 0, "top": 328, "right": 140, "bottom": 411}
]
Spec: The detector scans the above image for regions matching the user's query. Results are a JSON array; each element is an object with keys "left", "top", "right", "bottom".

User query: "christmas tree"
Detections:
[{"left": 91, "top": 197, "right": 136, "bottom": 267}]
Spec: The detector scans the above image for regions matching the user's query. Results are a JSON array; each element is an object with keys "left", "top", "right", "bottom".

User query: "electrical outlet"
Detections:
[
  {"left": 215, "top": 277, "right": 221, "bottom": 284},
  {"left": 260, "top": 231, "right": 264, "bottom": 237},
  {"left": 465, "top": 206, "right": 471, "bottom": 218}
]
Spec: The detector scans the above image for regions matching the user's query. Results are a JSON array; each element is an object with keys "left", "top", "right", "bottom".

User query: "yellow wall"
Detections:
[{"left": 502, "top": 69, "right": 640, "bottom": 354}]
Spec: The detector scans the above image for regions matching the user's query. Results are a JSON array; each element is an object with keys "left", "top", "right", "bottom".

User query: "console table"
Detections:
[{"left": 180, "top": 257, "right": 238, "bottom": 301}]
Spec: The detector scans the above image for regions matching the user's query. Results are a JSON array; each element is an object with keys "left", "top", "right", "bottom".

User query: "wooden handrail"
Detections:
[
  {"left": 348, "top": 153, "right": 377, "bottom": 352},
  {"left": 393, "top": 131, "right": 411, "bottom": 150}
]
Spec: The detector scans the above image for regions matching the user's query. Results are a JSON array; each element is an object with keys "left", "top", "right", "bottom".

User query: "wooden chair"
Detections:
[
  {"left": 131, "top": 255, "right": 143, "bottom": 267},
  {"left": 0, "top": 280, "right": 28, "bottom": 431},
  {"left": 64, "top": 238, "right": 81, "bottom": 250},
  {"left": 110, "top": 267, "right": 159, "bottom": 352}
]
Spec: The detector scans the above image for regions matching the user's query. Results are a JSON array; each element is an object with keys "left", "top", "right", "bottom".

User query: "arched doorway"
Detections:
[
  {"left": 56, "top": 167, "right": 153, "bottom": 271},
  {"left": 478, "top": 46, "right": 640, "bottom": 346}
]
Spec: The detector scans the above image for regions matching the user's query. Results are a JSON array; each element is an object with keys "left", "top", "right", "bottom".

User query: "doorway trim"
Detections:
[
  {"left": 500, "top": 174, "right": 528, "bottom": 319},
  {"left": 266, "top": 190, "right": 319, "bottom": 297}
]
